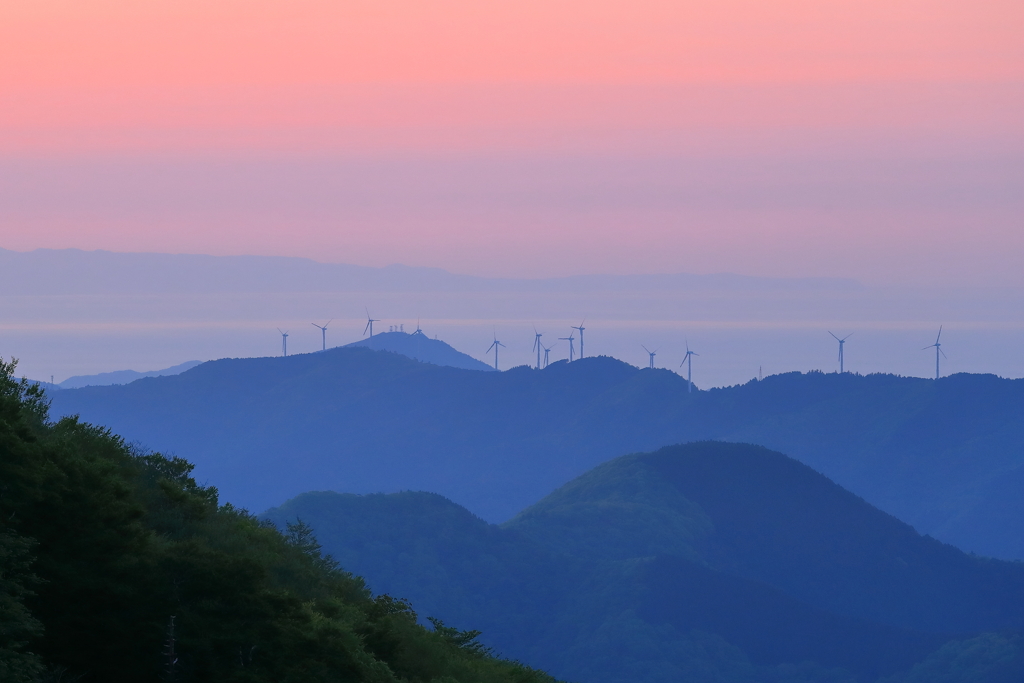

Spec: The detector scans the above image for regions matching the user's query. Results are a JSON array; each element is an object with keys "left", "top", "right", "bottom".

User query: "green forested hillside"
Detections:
[
  {"left": 265, "top": 443, "right": 1024, "bottom": 683},
  {"left": 508, "top": 443, "right": 1024, "bottom": 634},
  {"left": 0, "top": 358, "right": 556, "bottom": 683}
]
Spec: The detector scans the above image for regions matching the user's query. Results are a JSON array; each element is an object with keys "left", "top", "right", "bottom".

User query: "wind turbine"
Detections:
[
  {"left": 532, "top": 329, "right": 544, "bottom": 369},
  {"left": 277, "top": 328, "right": 289, "bottom": 357},
  {"left": 312, "top": 319, "right": 333, "bottom": 351},
  {"left": 642, "top": 345, "right": 657, "bottom": 369},
  {"left": 923, "top": 326, "right": 946, "bottom": 379},
  {"left": 486, "top": 335, "right": 506, "bottom": 370},
  {"left": 559, "top": 334, "right": 576, "bottom": 362},
  {"left": 363, "top": 309, "right": 379, "bottom": 338},
  {"left": 828, "top": 331, "right": 852, "bottom": 373},
  {"left": 680, "top": 342, "right": 699, "bottom": 392},
  {"left": 572, "top": 321, "right": 586, "bottom": 359},
  {"left": 542, "top": 342, "right": 555, "bottom": 368}
]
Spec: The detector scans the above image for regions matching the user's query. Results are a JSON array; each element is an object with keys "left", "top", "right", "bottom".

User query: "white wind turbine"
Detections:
[
  {"left": 923, "top": 326, "right": 946, "bottom": 379},
  {"left": 680, "top": 342, "right": 699, "bottom": 392},
  {"left": 829, "top": 332, "right": 852, "bottom": 374}
]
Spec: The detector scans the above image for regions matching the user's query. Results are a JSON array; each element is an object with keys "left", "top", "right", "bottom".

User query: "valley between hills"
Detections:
[{"left": 6, "top": 335, "right": 1024, "bottom": 682}]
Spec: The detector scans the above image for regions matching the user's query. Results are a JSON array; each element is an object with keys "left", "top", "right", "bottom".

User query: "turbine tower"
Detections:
[
  {"left": 542, "top": 343, "right": 554, "bottom": 368},
  {"left": 312, "top": 319, "right": 333, "bottom": 351},
  {"left": 680, "top": 342, "right": 699, "bottom": 392},
  {"left": 559, "top": 334, "right": 576, "bottom": 362},
  {"left": 486, "top": 335, "right": 506, "bottom": 370},
  {"left": 532, "top": 329, "right": 544, "bottom": 369},
  {"left": 923, "top": 325, "right": 946, "bottom": 379},
  {"left": 642, "top": 345, "right": 657, "bottom": 369},
  {"left": 277, "top": 328, "right": 289, "bottom": 357},
  {"left": 572, "top": 321, "right": 586, "bottom": 358},
  {"left": 828, "top": 331, "right": 852, "bottom": 373},
  {"left": 363, "top": 309, "right": 379, "bottom": 338}
]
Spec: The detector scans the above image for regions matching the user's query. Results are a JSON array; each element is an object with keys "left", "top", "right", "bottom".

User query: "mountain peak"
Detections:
[{"left": 344, "top": 331, "right": 495, "bottom": 371}]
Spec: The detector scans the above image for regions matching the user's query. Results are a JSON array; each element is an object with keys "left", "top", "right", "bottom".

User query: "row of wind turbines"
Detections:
[
  {"left": 279, "top": 310, "right": 951, "bottom": 384},
  {"left": 489, "top": 322, "right": 702, "bottom": 392},
  {"left": 275, "top": 319, "right": 334, "bottom": 358},
  {"left": 827, "top": 326, "right": 946, "bottom": 380},
  {"left": 275, "top": 310, "right": 378, "bottom": 357}
]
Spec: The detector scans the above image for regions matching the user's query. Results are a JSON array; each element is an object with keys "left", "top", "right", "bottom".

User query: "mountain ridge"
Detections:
[
  {"left": 47, "top": 345, "right": 1024, "bottom": 559},
  {"left": 344, "top": 330, "right": 495, "bottom": 371},
  {"left": 264, "top": 442, "right": 1024, "bottom": 683},
  {"left": 0, "top": 247, "right": 861, "bottom": 295}
]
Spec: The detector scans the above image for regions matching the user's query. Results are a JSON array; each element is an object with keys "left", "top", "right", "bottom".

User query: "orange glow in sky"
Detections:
[
  {"left": 0, "top": 0, "right": 1021, "bottom": 284},
  {"left": 7, "top": 0, "right": 1018, "bottom": 87},
  {"left": 2, "top": 0, "right": 1021, "bottom": 151}
]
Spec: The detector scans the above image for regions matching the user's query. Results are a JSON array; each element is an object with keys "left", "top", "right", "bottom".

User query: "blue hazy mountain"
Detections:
[
  {"left": 55, "top": 360, "right": 204, "bottom": 389},
  {"left": 344, "top": 330, "right": 494, "bottom": 371},
  {"left": 48, "top": 346, "right": 1024, "bottom": 559},
  {"left": 263, "top": 442, "right": 1024, "bottom": 683},
  {"left": 0, "top": 247, "right": 859, "bottom": 296}
]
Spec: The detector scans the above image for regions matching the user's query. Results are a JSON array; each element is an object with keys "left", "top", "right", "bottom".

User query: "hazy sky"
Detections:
[{"left": 1, "top": 1, "right": 1022, "bottom": 284}]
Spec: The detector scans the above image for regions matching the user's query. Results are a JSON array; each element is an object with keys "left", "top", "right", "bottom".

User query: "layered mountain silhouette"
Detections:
[
  {"left": 53, "top": 360, "right": 204, "bottom": 389},
  {"left": 344, "top": 330, "right": 494, "bottom": 371},
  {"left": 48, "top": 345, "right": 1024, "bottom": 559},
  {"left": 263, "top": 442, "right": 1024, "bottom": 683},
  {"left": 0, "top": 247, "right": 858, "bottom": 296}
]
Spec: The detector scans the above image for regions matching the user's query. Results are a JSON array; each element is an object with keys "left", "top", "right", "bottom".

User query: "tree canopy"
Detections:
[{"left": 0, "top": 358, "right": 556, "bottom": 683}]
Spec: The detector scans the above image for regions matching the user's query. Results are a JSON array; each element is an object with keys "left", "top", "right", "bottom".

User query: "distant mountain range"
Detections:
[
  {"left": 48, "top": 343, "right": 1024, "bottom": 559},
  {"left": 263, "top": 442, "right": 1024, "bottom": 683},
  {"left": 344, "top": 330, "right": 494, "bottom": 371},
  {"left": 31, "top": 331, "right": 486, "bottom": 389},
  {"left": 0, "top": 247, "right": 860, "bottom": 296},
  {"left": 47, "top": 360, "right": 204, "bottom": 389}
]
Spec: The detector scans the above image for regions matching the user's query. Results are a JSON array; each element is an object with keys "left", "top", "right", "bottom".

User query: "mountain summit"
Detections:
[
  {"left": 265, "top": 442, "right": 1024, "bottom": 683},
  {"left": 344, "top": 330, "right": 494, "bottom": 371},
  {"left": 49, "top": 346, "right": 1024, "bottom": 559}
]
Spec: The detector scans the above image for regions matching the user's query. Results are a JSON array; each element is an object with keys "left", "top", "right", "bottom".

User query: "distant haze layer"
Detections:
[
  {"left": 1, "top": 249, "right": 1022, "bottom": 387},
  {"left": 0, "top": 1, "right": 1020, "bottom": 287}
]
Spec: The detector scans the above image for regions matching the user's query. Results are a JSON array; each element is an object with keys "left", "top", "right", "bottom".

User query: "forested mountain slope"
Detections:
[
  {"left": 264, "top": 442, "right": 1024, "bottom": 683},
  {"left": 49, "top": 347, "right": 1024, "bottom": 558},
  {"left": 0, "top": 359, "right": 556, "bottom": 683}
]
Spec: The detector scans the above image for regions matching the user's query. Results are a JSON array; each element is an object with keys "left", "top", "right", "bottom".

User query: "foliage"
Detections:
[
  {"left": 0, "top": 358, "right": 557, "bottom": 683},
  {"left": 878, "top": 632, "right": 1024, "bottom": 683},
  {"left": 48, "top": 347, "right": 1024, "bottom": 561},
  {"left": 265, "top": 443, "right": 1024, "bottom": 683},
  {"left": 427, "top": 619, "right": 493, "bottom": 658},
  {"left": 0, "top": 530, "right": 43, "bottom": 683}
]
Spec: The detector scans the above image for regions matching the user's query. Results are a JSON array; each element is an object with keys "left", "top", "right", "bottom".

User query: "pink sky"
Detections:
[{"left": 1, "top": 0, "right": 1022, "bottom": 283}]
